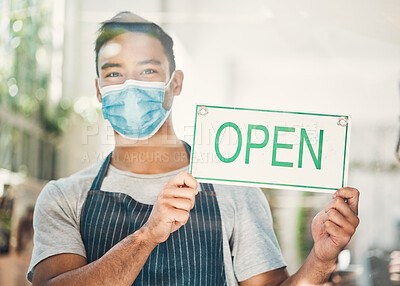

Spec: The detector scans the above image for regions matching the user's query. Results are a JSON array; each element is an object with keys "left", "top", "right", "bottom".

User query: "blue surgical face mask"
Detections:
[{"left": 100, "top": 71, "right": 175, "bottom": 140}]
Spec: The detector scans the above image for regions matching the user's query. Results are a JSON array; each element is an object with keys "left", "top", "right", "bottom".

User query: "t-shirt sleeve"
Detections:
[
  {"left": 230, "top": 187, "right": 286, "bottom": 282},
  {"left": 27, "top": 181, "right": 87, "bottom": 282}
]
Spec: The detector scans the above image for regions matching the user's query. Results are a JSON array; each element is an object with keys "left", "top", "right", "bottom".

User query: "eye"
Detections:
[
  {"left": 141, "top": 69, "right": 157, "bottom": 75},
  {"left": 105, "top": 72, "right": 121, "bottom": 78}
]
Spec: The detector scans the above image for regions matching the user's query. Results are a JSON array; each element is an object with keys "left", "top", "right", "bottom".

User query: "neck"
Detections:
[{"left": 111, "top": 116, "right": 190, "bottom": 174}]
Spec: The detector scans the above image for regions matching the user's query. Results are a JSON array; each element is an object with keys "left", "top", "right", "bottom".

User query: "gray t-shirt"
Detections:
[{"left": 27, "top": 160, "right": 286, "bottom": 285}]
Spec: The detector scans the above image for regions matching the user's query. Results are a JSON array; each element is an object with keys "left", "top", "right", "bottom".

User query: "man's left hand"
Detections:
[
  {"left": 311, "top": 187, "right": 360, "bottom": 263},
  {"left": 240, "top": 187, "right": 360, "bottom": 286}
]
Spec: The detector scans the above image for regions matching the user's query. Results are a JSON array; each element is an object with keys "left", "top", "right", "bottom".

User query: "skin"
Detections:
[
  {"left": 390, "top": 140, "right": 400, "bottom": 284},
  {"left": 390, "top": 251, "right": 400, "bottom": 284},
  {"left": 32, "top": 32, "right": 360, "bottom": 286},
  {"left": 96, "top": 32, "right": 188, "bottom": 175}
]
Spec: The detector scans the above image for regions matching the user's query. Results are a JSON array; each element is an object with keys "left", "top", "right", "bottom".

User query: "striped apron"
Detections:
[{"left": 79, "top": 142, "right": 227, "bottom": 285}]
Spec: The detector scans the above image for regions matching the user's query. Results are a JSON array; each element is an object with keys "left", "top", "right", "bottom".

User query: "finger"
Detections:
[
  {"left": 166, "top": 171, "right": 198, "bottom": 191},
  {"left": 333, "top": 187, "right": 360, "bottom": 215},
  {"left": 389, "top": 263, "right": 400, "bottom": 273},
  {"left": 389, "top": 273, "right": 400, "bottom": 284},
  {"left": 164, "top": 197, "right": 195, "bottom": 211},
  {"left": 161, "top": 187, "right": 197, "bottom": 200},
  {"left": 324, "top": 197, "right": 360, "bottom": 227},
  {"left": 323, "top": 209, "right": 356, "bottom": 235},
  {"left": 390, "top": 256, "right": 400, "bottom": 266},
  {"left": 169, "top": 209, "right": 190, "bottom": 225},
  {"left": 321, "top": 221, "right": 351, "bottom": 245},
  {"left": 391, "top": 251, "right": 400, "bottom": 259}
]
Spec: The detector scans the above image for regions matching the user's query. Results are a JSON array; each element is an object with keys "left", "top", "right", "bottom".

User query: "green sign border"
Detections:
[{"left": 190, "top": 105, "right": 350, "bottom": 191}]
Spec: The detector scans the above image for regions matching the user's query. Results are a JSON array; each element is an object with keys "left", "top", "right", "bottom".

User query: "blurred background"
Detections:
[{"left": 0, "top": 0, "right": 399, "bottom": 285}]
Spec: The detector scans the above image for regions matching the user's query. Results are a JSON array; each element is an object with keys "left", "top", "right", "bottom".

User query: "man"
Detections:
[
  {"left": 27, "top": 11, "right": 360, "bottom": 285},
  {"left": 389, "top": 125, "right": 400, "bottom": 285}
]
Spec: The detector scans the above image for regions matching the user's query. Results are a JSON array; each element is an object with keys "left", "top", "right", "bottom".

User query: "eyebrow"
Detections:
[
  {"left": 101, "top": 62, "right": 122, "bottom": 70},
  {"left": 101, "top": 60, "right": 161, "bottom": 70},
  {"left": 137, "top": 59, "right": 162, "bottom": 66}
]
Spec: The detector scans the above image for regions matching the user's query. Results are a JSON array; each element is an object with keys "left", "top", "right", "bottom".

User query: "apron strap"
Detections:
[
  {"left": 182, "top": 140, "right": 191, "bottom": 157},
  {"left": 90, "top": 152, "right": 112, "bottom": 191}
]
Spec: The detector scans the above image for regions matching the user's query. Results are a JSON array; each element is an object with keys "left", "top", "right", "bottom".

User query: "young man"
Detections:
[{"left": 28, "top": 11, "right": 360, "bottom": 286}]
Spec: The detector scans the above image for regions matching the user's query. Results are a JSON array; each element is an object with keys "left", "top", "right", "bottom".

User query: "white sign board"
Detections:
[{"left": 189, "top": 105, "right": 351, "bottom": 193}]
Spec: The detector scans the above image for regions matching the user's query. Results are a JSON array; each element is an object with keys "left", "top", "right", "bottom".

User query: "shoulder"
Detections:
[
  {"left": 212, "top": 184, "right": 272, "bottom": 223},
  {"left": 56, "top": 161, "right": 102, "bottom": 191},
  {"left": 36, "top": 161, "right": 103, "bottom": 215}
]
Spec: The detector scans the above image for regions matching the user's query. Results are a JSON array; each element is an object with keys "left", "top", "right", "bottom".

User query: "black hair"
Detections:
[{"left": 94, "top": 12, "right": 176, "bottom": 77}]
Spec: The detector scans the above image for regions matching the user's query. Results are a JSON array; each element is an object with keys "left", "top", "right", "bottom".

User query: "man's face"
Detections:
[{"left": 95, "top": 32, "right": 181, "bottom": 110}]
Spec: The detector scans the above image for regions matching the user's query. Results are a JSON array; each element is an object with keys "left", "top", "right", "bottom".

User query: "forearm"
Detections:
[
  {"left": 279, "top": 247, "right": 336, "bottom": 286},
  {"left": 45, "top": 228, "right": 156, "bottom": 286}
]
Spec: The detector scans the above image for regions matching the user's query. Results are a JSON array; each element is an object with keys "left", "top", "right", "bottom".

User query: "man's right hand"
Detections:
[
  {"left": 32, "top": 171, "right": 198, "bottom": 286},
  {"left": 141, "top": 171, "right": 198, "bottom": 246}
]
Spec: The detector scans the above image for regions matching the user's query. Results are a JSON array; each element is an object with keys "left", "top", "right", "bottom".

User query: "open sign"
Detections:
[{"left": 189, "top": 105, "right": 351, "bottom": 193}]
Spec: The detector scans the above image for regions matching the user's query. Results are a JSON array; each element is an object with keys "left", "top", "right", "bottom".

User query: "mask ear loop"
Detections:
[{"left": 165, "top": 70, "right": 176, "bottom": 89}]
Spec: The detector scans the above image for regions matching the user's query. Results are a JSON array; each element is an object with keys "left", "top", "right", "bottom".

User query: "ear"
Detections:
[
  {"left": 95, "top": 78, "right": 102, "bottom": 103},
  {"left": 171, "top": 70, "right": 184, "bottom": 96}
]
